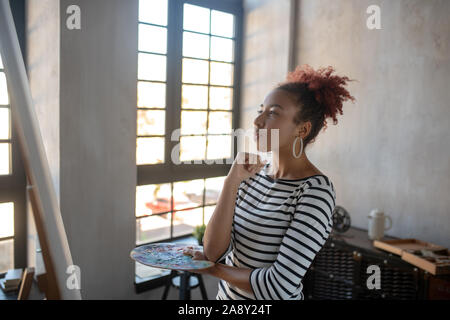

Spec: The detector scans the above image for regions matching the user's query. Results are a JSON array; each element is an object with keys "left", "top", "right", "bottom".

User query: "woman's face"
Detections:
[{"left": 253, "top": 88, "right": 307, "bottom": 153}]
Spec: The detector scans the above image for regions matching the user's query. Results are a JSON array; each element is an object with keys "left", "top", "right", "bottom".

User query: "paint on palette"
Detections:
[{"left": 130, "top": 243, "right": 215, "bottom": 271}]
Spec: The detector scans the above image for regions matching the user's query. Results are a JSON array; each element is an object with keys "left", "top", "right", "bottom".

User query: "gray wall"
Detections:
[
  {"left": 59, "top": 0, "right": 137, "bottom": 299},
  {"left": 27, "top": 0, "right": 140, "bottom": 299},
  {"left": 241, "top": 0, "right": 450, "bottom": 247}
]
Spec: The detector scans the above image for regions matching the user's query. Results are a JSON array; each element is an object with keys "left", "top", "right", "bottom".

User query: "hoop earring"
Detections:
[{"left": 292, "top": 136, "right": 303, "bottom": 159}]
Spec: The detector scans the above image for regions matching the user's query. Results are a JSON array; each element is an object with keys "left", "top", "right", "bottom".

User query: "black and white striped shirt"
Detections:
[{"left": 216, "top": 163, "right": 336, "bottom": 300}]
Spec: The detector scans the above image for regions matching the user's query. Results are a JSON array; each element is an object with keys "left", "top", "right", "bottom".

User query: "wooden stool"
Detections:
[{"left": 161, "top": 270, "right": 208, "bottom": 300}]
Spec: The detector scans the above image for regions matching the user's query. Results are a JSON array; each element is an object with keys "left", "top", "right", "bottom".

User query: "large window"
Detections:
[
  {"left": 0, "top": 53, "right": 26, "bottom": 275},
  {"left": 135, "top": 0, "right": 242, "bottom": 282}
]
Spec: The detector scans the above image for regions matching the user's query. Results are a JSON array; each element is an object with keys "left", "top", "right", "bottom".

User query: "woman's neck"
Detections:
[{"left": 269, "top": 149, "right": 321, "bottom": 180}]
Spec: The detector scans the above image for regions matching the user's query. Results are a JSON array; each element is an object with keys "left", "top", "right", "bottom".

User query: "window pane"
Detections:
[
  {"left": 0, "top": 202, "right": 14, "bottom": 238},
  {"left": 0, "top": 108, "right": 10, "bottom": 140},
  {"left": 136, "top": 183, "right": 171, "bottom": 217},
  {"left": 137, "top": 137, "right": 164, "bottom": 164},
  {"left": 182, "top": 58, "right": 209, "bottom": 84},
  {"left": 182, "top": 85, "right": 208, "bottom": 110},
  {"left": 210, "top": 37, "right": 234, "bottom": 62},
  {"left": 136, "top": 213, "right": 171, "bottom": 245},
  {"left": 183, "top": 32, "right": 209, "bottom": 60},
  {"left": 205, "top": 176, "right": 226, "bottom": 205},
  {"left": 207, "top": 135, "right": 232, "bottom": 160},
  {"left": 208, "top": 111, "right": 232, "bottom": 134},
  {"left": 173, "top": 179, "right": 204, "bottom": 211},
  {"left": 0, "top": 143, "right": 10, "bottom": 175},
  {"left": 183, "top": 4, "right": 210, "bottom": 34},
  {"left": 210, "top": 62, "right": 233, "bottom": 86},
  {"left": 139, "top": 0, "right": 168, "bottom": 26},
  {"left": 211, "top": 10, "right": 234, "bottom": 38},
  {"left": 204, "top": 205, "right": 216, "bottom": 224},
  {"left": 137, "top": 110, "right": 165, "bottom": 136},
  {"left": 139, "top": 24, "right": 167, "bottom": 54},
  {"left": 137, "top": 81, "right": 166, "bottom": 108},
  {"left": 181, "top": 111, "right": 207, "bottom": 135},
  {"left": 0, "top": 239, "right": 14, "bottom": 274},
  {"left": 173, "top": 207, "right": 203, "bottom": 238},
  {"left": 180, "top": 136, "right": 206, "bottom": 162},
  {"left": 209, "top": 87, "right": 233, "bottom": 110},
  {"left": 138, "top": 53, "right": 166, "bottom": 81},
  {"left": 0, "top": 72, "right": 8, "bottom": 105}
]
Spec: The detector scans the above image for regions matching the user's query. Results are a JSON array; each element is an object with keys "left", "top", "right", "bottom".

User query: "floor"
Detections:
[{"left": 139, "top": 273, "right": 221, "bottom": 300}]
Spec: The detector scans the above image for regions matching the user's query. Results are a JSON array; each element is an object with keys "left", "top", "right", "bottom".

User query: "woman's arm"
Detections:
[
  {"left": 203, "top": 152, "right": 266, "bottom": 263},
  {"left": 210, "top": 264, "right": 254, "bottom": 295},
  {"left": 202, "top": 177, "right": 240, "bottom": 263},
  {"left": 184, "top": 249, "right": 254, "bottom": 295}
]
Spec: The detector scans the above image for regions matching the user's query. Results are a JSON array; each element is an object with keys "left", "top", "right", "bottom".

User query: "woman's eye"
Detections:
[{"left": 257, "top": 110, "right": 263, "bottom": 114}]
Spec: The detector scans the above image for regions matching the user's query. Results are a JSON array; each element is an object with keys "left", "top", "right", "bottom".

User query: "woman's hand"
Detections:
[
  {"left": 226, "top": 152, "right": 267, "bottom": 185},
  {"left": 182, "top": 247, "right": 216, "bottom": 275}
]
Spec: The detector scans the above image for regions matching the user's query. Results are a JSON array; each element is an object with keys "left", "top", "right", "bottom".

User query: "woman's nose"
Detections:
[{"left": 254, "top": 113, "right": 264, "bottom": 127}]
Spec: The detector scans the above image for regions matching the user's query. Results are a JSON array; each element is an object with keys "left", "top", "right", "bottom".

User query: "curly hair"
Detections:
[{"left": 276, "top": 64, "right": 356, "bottom": 147}]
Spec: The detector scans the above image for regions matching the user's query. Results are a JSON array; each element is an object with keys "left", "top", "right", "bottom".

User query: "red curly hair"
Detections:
[{"left": 277, "top": 64, "right": 356, "bottom": 146}]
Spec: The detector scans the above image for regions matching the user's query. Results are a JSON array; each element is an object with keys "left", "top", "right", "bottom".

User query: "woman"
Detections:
[{"left": 184, "top": 64, "right": 356, "bottom": 300}]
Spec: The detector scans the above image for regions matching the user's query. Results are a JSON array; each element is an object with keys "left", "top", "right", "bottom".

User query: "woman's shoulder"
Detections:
[
  {"left": 303, "top": 174, "right": 334, "bottom": 188},
  {"left": 300, "top": 174, "right": 336, "bottom": 202}
]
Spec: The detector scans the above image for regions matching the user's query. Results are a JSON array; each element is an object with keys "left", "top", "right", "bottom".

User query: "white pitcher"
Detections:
[{"left": 368, "top": 209, "right": 392, "bottom": 240}]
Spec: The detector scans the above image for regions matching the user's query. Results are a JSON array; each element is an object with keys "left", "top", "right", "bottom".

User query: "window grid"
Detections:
[
  {"left": 180, "top": 5, "right": 235, "bottom": 162},
  {"left": 0, "top": 65, "right": 11, "bottom": 175},
  {"left": 0, "top": 63, "right": 14, "bottom": 273},
  {"left": 135, "top": 0, "right": 241, "bottom": 248},
  {"left": 0, "top": 3, "right": 28, "bottom": 276},
  {"left": 135, "top": 174, "right": 225, "bottom": 245},
  {"left": 137, "top": 7, "right": 169, "bottom": 164}
]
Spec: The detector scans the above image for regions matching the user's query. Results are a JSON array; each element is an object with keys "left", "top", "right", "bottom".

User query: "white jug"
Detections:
[{"left": 368, "top": 209, "right": 392, "bottom": 240}]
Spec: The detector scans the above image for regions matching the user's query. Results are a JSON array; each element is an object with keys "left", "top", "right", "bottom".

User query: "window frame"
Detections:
[
  {"left": 0, "top": 0, "right": 27, "bottom": 276},
  {"left": 137, "top": 0, "right": 243, "bottom": 186}
]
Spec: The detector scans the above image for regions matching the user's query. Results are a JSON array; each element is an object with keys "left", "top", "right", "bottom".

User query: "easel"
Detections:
[
  {"left": 23, "top": 177, "right": 61, "bottom": 299},
  {"left": 17, "top": 267, "right": 34, "bottom": 300},
  {"left": 0, "top": 0, "right": 81, "bottom": 300}
]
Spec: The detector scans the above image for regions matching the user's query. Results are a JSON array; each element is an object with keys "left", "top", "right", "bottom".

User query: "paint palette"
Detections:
[{"left": 130, "top": 243, "right": 215, "bottom": 271}]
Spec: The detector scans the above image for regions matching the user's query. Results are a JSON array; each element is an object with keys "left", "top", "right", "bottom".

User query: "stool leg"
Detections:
[
  {"left": 179, "top": 271, "right": 191, "bottom": 300},
  {"left": 162, "top": 270, "right": 176, "bottom": 300},
  {"left": 197, "top": 274, "right": 208, "bottom": 300}
]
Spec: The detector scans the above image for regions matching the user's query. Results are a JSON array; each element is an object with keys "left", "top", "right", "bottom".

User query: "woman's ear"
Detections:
[{"left": 297, "top": 121, "right": 312, "bottom": 139}]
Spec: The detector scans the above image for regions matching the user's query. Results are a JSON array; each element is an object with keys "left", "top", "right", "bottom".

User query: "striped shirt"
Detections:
[{"left": 216, "top": 163, "right": 336, "bottom": 300}]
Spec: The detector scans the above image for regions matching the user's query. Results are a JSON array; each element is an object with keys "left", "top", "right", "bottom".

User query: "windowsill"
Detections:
[{"left": 134, "top": 235, "right": 199, "bottom": 293}]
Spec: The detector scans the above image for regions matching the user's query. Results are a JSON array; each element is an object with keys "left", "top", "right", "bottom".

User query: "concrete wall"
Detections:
[
  {"left": 241, "top": 0, "right": 450, "bottom": 247},
  {"left": 59, "top": 0, "right": 137, "bottom": 299},
  {"left": 27, "top": 0, "right": 140, "bottom": 299}
]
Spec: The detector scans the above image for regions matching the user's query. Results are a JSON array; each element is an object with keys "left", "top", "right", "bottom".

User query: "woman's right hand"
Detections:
[{"left": 226, "top": 152, "right": 267, "bottom": 185}]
